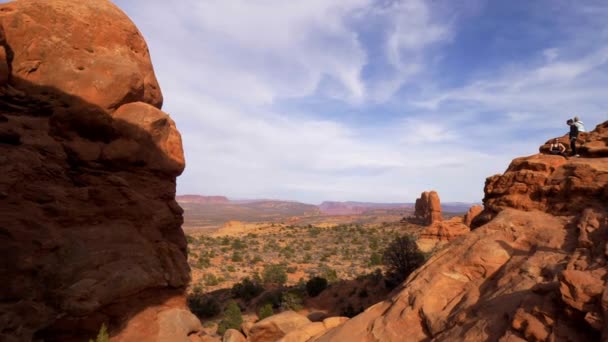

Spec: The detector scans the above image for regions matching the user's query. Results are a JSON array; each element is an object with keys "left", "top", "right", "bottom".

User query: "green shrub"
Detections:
[
  {"left": 306, "top": 277, "right": 328, "bottom": 297},
  {"left": 203, "top": 273, "right": 220, "bottom": 286},
  {"left": 262, "top": 264, "right": 287, "bottom": 286},
  {"left": 258, "top": 303, "right": 274, "bottom": 320},
  {"left": 232, "top": 277, "right": 264, "bottom": 302},
  {"left": 369, "top": 252, "right": 382, "bottom": 266},
  {"left": 217, "top": 301, "right": 243, "bottom": 335},
  {"left": 281, "top": 291, "right": 303, "bottom": 311},
  {"left": 231, "top": 251, "right": 243, "bottom": 262},
  {"left": 187, "top": 292, "right": 221, "bottom": 318}
]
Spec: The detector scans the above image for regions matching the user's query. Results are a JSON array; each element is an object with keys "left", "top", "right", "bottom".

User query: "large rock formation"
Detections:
[
  {"left": 415, "top": 192, "right": 473, "bottom": 252},
  {"left": 414, "top": 191, "right": 443, "bottom": 225},
  {"left": 315, "top": 121, "right": 608, "bottom": 341},
  {"left": 0, "top": 1, "right": 199, "bottom": 341}
]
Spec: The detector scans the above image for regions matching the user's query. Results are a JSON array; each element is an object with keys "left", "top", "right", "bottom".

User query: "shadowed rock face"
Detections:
[
  {"left": 315, "top": 122, "right": 608, "bottom": 342},
  {"left": 0, "top": 1, "right": 199, "bottom": 341}
]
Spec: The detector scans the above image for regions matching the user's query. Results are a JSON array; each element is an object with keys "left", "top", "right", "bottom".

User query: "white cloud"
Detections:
[{"left": 112, "top": 1, "right": 608, "bottom": 204}]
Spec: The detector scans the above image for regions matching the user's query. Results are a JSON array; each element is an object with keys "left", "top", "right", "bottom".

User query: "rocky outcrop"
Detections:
[
  {"left": 473, "top": 121, "right": 608, "bottom": 228},
  {"left": 316, "top": 121, "right": 608, "bottom": 341},
  {"left": 414, "top": 191, "right": 443, "bottom": 225},
  {"left": 416, "top": 192, "right": 471, "bottom": 252},
  {"left": 0, "top": 1, "right": 198, "bottom": 341},
  {"left": 463, "top": 204, "right": 483, "bottom": 227}
]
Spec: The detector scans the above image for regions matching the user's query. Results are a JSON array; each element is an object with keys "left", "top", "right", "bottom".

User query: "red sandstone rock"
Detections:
[
  {"left": 463, "top": 204, "right": 483, "bottom": 227},
  {"left": 0, "top": 0, "right": 162, "bottom": 111},
  {"left": 317, "top": 122, "right": 608, "bottom": 342},
  {"left": 0, "top": 1, "right": 197, "bottom": 341},
  {"left": 414, "top": 190, "right": 443, "bottom": 225}
]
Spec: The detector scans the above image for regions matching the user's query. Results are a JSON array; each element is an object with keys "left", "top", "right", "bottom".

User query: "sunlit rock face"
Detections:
[{"left": 315, "top": 121, "right": 608, "bottom": 342}]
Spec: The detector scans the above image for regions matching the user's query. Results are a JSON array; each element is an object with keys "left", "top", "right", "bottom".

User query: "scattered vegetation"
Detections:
[{"left": 217, "top": 301, "right": 243, "bottom": 335}]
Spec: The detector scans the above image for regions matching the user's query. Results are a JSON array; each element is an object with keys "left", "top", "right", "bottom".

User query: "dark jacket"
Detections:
[{"left": 569, "top": 124, "right": 579, "bottom": 139}]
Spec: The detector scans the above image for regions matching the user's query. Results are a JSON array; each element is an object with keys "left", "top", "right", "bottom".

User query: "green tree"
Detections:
[
  {"left": 217, "top": 301, "right": 243, "bottom": 335},
  {"left": 383, "top": 234, "right": 426, "bottom": 289}
]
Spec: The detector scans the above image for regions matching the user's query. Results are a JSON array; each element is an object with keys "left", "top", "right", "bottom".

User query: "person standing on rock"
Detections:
[
  {"left": 567, "top": 119, "right": 580, "bottom": 157},
  {"left": 573, "top": 116, "right": 586, "bottom": 132}
]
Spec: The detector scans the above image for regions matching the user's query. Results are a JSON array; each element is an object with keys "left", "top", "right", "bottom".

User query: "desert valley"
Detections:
[{"left": 1, "top": 1, "right": 608, "bottom": 342}]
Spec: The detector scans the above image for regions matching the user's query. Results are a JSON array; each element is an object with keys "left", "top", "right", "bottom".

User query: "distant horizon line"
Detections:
[{"left": 176, "top": 193, "right": 482, "bottom": 206}]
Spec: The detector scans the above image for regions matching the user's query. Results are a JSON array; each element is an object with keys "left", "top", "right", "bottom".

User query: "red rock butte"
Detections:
[{"left": 0, "top": 1, "right": 198, "bottom": 341}]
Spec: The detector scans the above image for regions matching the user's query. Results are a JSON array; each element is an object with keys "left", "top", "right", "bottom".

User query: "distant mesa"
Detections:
[
  {"left": 318, "top": 201, "right": 411, "bottom": 215},
  {"left": 176, "top": 194, "right": 229, "bottom": 204}
]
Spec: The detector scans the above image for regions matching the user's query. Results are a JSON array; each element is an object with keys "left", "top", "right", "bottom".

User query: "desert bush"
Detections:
[
  {"left": 317, "top": 265, "right": 338, "bottom": 283},
  {"left": 257, "top": 290, "right": 282, "bottom": 309},
  {"left": 251, "top": 255, "right": 263, "bottom": 264},
  {"left": 258, "top": 303, "right": 274, "bottom": 320},
  {"left": 369, "top": 252, "right": 382, "bottom": 266},
  {"left": 88, "top": 323, "right": 109, "bottom": 342},
  {"left": 232, "top": 277, "right": 264, "bottom": 302},
  {"left": 281, "top": 291, "right": 303, "bottom": 311},
  {"left": 231, "top": 251, "right": 243, "bottom": 262},
  {"left": 232, "top": 239, "right": 246, "bottom": 250},
  {"left": 227, "top": 265, "right": 236, "bottom": 272},
  {"left": 187, "top": 292, "right": 221, "bottom": 318},
  {"left": 262, "top": 264, "right": 287, "bottom": 286},
  {"left": 217, "top": 301, "right": 243, "bottom": 335},
  {"left": 305, "top": 276, "right": 328, "bottom": 297},
  {"left": 286, "top": 266, "right": 297, "bottom": 273},
  {"left": 203, "top": 273, "right": 220, "bottom": 287},
  {"left": 382, "top": 234, "right": 426, "bottom": 289}
]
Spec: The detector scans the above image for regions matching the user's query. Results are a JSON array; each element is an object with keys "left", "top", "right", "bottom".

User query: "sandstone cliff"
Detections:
[
  {"left": 315, "top": 122, "right": 608, "bottom": 341},
  {"left": 0, "top": 1, "right": 199, "bottom": 341}
]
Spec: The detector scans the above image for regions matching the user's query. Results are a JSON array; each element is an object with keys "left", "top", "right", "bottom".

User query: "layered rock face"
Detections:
[
  {"left": 0, "top": 1, "right": 199, "bottom": 341},
  {"left": 316, "top": 122, "right": 608, "bottom": 341},
  {"left": 414, "top": 191, "right": 443, "bottom": 225}
]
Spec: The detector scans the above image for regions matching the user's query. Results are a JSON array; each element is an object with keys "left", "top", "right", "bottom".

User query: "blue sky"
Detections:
[{"left": 114, "top": 0, "right": 608, "bottom": 203}]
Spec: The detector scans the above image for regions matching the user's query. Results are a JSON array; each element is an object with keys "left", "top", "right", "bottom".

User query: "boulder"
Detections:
[
  {"left": 249, "top": 311, "right": 311, "bottom": 342},
  {"left": 0, "top": 0, "right": 162, "bottom": 111},
  {"left": 223, "top": 329, "right": 247, "bottom": 342}
]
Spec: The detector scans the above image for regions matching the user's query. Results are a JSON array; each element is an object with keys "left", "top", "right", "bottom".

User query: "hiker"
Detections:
[
  {"left": 548, "top": 138, "right": 568, "bottom": 159},
  {"left": 573, "top": 116, "right": 586, "bottom": 132},
  {"left": 567, "top": 119, "right": 580, "bottom": 157}
]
